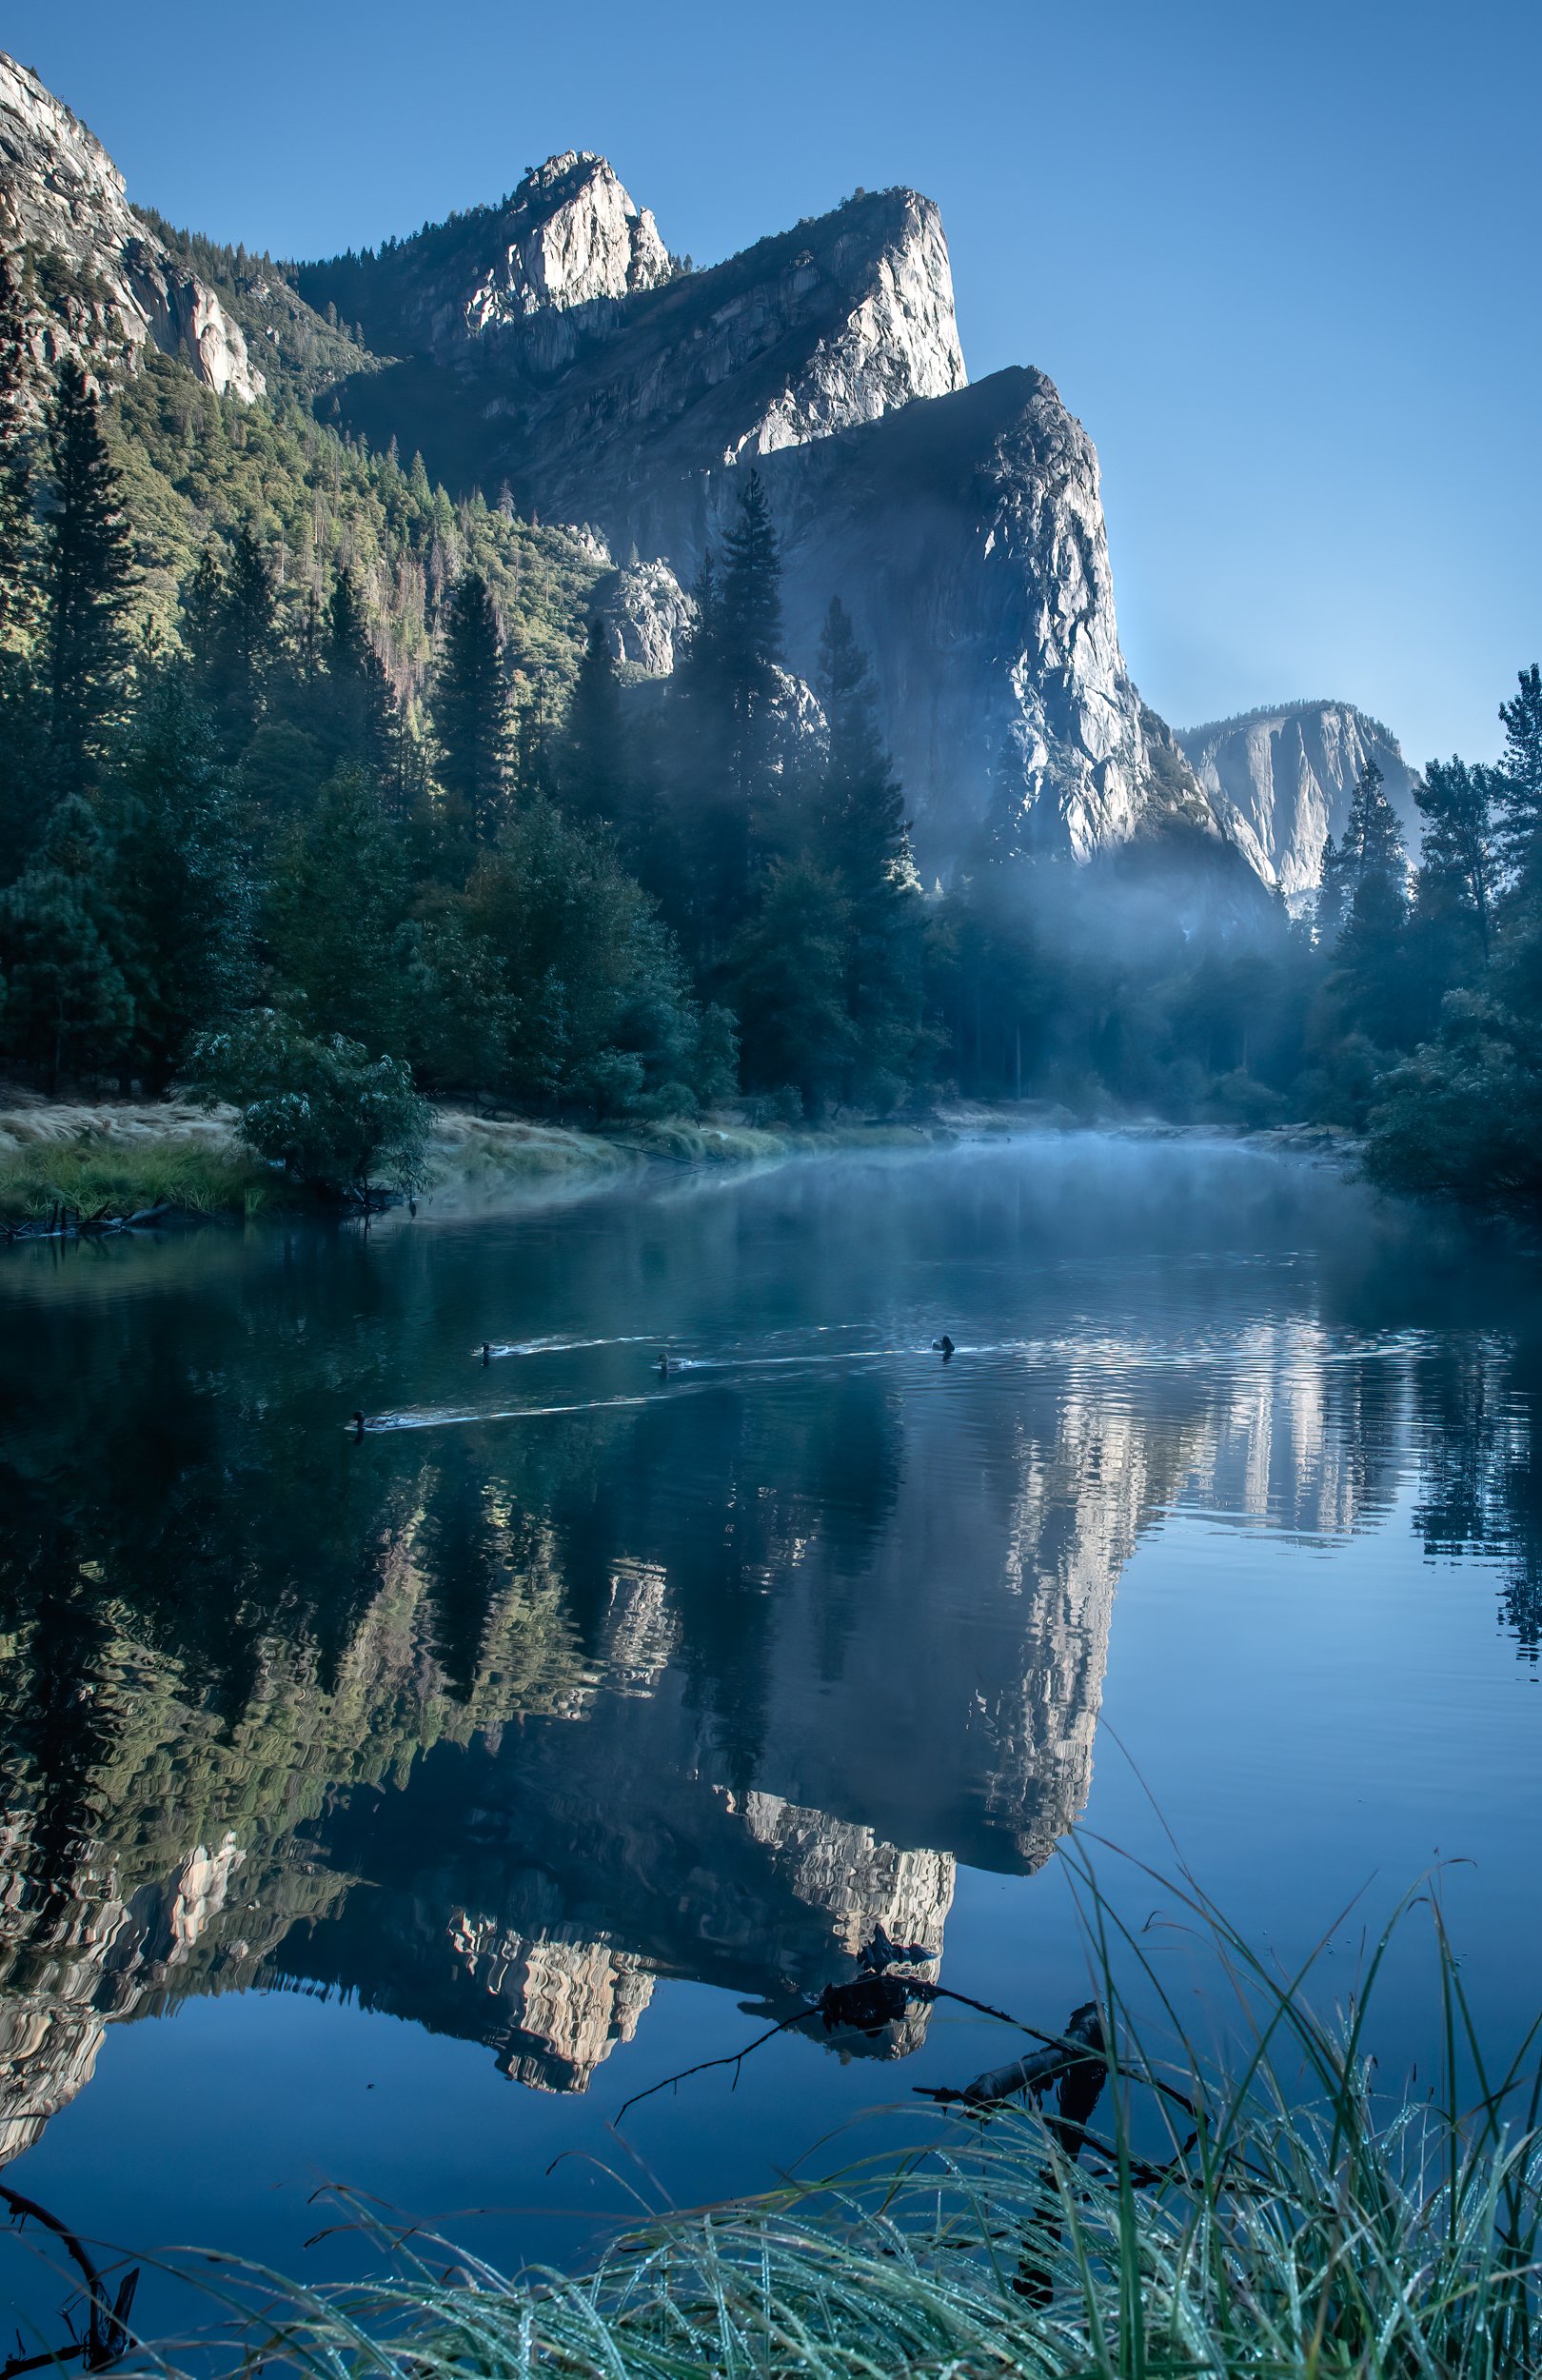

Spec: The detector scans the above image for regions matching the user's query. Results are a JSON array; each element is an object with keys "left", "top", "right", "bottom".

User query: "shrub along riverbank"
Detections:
[{"left": 113, "top": 1859, "right": 1541, "bottom": 2380}]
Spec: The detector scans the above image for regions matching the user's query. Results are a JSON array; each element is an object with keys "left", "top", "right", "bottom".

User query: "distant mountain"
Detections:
[
  {"left": 1176, "top": 704, "right": 1421, "bottom": 902},
  {"left": 300, "top": 158, "right": 1235, "bottom": 883},
  {"left": 0, "top": 52, "right": 267, "bottom": 400},
  {"left": 1, "top": 49, "right": 1404, "bottom": 898}
]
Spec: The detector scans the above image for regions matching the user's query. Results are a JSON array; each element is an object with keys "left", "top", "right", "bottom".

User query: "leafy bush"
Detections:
[
  {"left": 1365, "top": 992, "right": 1542, "bottom": 1212},
  {"left": 193, "top": 1011, "right": 430, "bottom": 1201}
]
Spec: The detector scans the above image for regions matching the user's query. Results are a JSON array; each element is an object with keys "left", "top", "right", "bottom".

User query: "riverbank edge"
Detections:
[{"left": 0, "top": 1095, "right": 1360, "bottom": 1239}]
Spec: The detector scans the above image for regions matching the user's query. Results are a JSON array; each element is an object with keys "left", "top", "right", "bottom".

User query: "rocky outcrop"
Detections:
[
  {"left": 300, "top": 151, "right": 673, "bottom": 370},
  {"left": 594, "top": 558, "right": 695, "bottom": 677},
  {"left": 1178, "top": 702, "right": 1420, "bottom": 902},
  {"left": 0, "top": 50, "right": 264, "bottom": 399},
  {"left": 752, "top": 371, "right": 1220, "bottom": 872},
  {"left": 304, "top": 170, "right": 1234, "bottom": 881}
]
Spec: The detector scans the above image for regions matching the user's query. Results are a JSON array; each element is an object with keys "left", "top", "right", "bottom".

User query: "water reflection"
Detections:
[{"left": 0, "top": 1139, "right": 1537, "bottom": 2160}]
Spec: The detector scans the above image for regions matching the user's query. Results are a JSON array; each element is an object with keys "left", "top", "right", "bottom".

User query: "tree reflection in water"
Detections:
[{"left": 0, "top": 1140, "right": 1536, "bottom": 2159}]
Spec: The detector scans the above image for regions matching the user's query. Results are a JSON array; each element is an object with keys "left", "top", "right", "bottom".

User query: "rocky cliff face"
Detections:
[
  {"left": 299, "top": 150, "right": 673, "bottom": 370},
  {"left": 0, "top": 51, "right": 264, "bottom": 400},
  {"left": 306, "top": 170, "right": 1228, "bottom": 879},
  {"left": 1178, "top": 702, "right": 1421, "bottom": 902}
]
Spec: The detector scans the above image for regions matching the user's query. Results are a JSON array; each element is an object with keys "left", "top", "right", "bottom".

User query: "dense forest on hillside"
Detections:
[{"left": 0, "top": 260, "right": 1538, "bottom": 1215}]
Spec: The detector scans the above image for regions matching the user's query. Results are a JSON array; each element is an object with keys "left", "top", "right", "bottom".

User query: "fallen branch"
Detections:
[
  {"left": 917, "top": 2000, "right": 1105, "bottom": 2108},
  {"left": 0, "top": 2185, "right": 138, "bottom": 2376}
]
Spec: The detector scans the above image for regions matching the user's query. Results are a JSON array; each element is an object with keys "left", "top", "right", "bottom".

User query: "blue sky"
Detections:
[{"left": 10, "top": 0, "right": 1538, "bottom": 762}]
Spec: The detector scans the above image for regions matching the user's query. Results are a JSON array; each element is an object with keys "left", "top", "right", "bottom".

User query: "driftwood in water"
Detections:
[
  {"left": 916, "top": 1999, "right": 1105, "bottom": 2108},
  {"left": 964, "top": 1998, "right": 1103, "bottom": 2106}
]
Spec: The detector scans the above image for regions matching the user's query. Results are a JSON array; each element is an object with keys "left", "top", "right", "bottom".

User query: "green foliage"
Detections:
[
  {"left": 0, "top": 1130, "right": 269, "bottom": 1222},
  {"left": 106, "top": 350, "right": 602, "bottom": 700},
  {"left": 559, "top": 617, "right": 628, "bottom": 835},
  {"left": 1365, "top": 993, "right": 1542, "bottom": 1210},
  {"left": 43, "top": 361, "right": 133, "bottom": 787},
  {"left": 431, "top": 568, "right": 507, "bottom": 848},
  {"left": 731, "top": 858, "right": 854, "bottom": 1117},
  {"left": 1495, "top": 664, "right": 1542, "bottom": 890},
  {"left": 193, "top": 1010, "right": 429, "bottom": 1199},
  {"left": 264, "top": 767, "right": 411, "bottom": 1047},
  {"left": 107, "top": 666, "right": 252, "bottom": 1086},
  {"left": 0, "top": 796, "right": 131, "bottom": 1090},
  {"left": 465, "top": 801, "right": 724, "bottom": 1117}
]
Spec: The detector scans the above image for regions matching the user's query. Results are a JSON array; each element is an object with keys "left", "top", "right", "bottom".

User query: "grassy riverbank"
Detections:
[
  {"left": 0, "top": 1094, "right": 959, "bottom": 1228},
  {"left": 156, "top": 1865, "right": 1538, "bottom": 2380}
]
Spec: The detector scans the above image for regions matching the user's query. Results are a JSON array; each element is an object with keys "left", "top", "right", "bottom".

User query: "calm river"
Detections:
[{"left": 0, "top": 1133, "right": 1539, "bottom": 2330}]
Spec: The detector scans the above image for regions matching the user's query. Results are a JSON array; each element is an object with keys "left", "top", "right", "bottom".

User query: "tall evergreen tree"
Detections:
[
  {"left": 317, "top": 567, "right": 395, "bottom": 784},
  {"left": 560, "top": 619, "right": 626, "bottom": 828},
  {"left": 718, "top": 468, "right": 782, "bottom": 810},
  {"left": 664, "top": 482, "right": 786, "bottom": 963},
  {"left": 1495, "top": 664, "right": 1542, "bottom": 891},
  {"left": 814, "top": 595, "right": 925, "bottom": 1101},
  {"left": 183, "top": 527, "right": 277, "bottom": 761},
  {"left": 0, "top": 794, "right": 130, "bottom": 1091},
  {"left": 109, "top": 666, "right": 253, "bottom": 1088},
  {"left": 432, "top": 569, "right": 507, "bottom": 845},
  {"left": 1414, "top": 755, "right": 1497, "bottom": 971},
  {"left": 42, "top": 362, "right": 132, "bottom": 788},
  {"left": 1324, "top": 760, "right": 1411, "bottom": 1047},
  {"left": 266, "top": 766, "right": 411, "bottom": 1049}
]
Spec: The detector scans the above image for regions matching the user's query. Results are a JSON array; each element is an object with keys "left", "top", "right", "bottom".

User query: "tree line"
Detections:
[{"left": 1, "top": 334, "right": 1539, "bottom": 1213}]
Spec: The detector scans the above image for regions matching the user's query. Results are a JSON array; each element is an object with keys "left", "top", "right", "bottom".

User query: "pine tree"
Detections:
[
  {"left": 718, "top": 467, "right": 782, "bottom": 794},
  {"left": 183, "top": 527, "right": 277, "bottom": 760},
  {"left": 560, "top": 619, "right": 626, "bottom": 829},
  {"left": 1495, "top": 664, "right": 1542, "bottom": 891},
  {"left": 662, "top": 484, "right": 785, "bottom": 963},
  {"left": 266, "top": 766, "right": 410, "bottom": 1048},
  {"left": 1315, "top": 831, "right": 1347, "bottom": 943},
  {"left": 432, "top": 570, "right": 507, "bottom": 846},
  {"left": 318, "top": 567, "right": 395, "bottom": 784},
  {"left": 1326, "top": 760, "right": 1411, "bottom": 1047},
  {"left": 43, "top": 362, "right": 132, "bottom": 789},
  {"left": 109, "top": 666, "right": 253, "bottom": 1088},
  {"left": 815, "top": 596, "right": 924, "bottom": 1102},
  {"left": 0, "top": 795, "right": 131, "bottom": 1091},
  {"left": 728, "top": 858, "right": 854, "bottom": 1118},
  {"left": 1414, "top": 756, "right": 1497, "bottom": 970}
]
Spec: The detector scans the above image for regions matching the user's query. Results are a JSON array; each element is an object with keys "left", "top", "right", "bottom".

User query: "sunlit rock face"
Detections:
[
  {"left": 0, "top": 51, "right": 264, "bottom": 399},
  {"left": 1177, "top": 703, "right": 1421, "bottom": 902},
  {"left": 0, "top": 1829, "right": 247, "bottom": 2162},
  {"left": 447, "top": 1916, "right": 655, "bottom": 2092},
  {"left": 750, "top": 371, "right": 1221, "bottom": 873},
  {"left": 595, "top": 559, "right": 695, "bottom": 677},
  {"left": 305, "top": 169, "right": 1231, "bottom": 881}
]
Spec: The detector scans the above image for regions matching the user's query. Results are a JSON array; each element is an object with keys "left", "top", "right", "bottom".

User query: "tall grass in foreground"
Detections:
[{"left": 152, "top": 1854, "right": 1542, "bottom": 2377}]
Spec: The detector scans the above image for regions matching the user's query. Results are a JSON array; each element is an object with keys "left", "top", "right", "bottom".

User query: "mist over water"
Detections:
[{"left": 0, "top": 1133, "right": 1538, "bottom": 2327}]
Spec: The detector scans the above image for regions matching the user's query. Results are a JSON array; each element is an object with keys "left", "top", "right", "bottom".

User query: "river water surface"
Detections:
[{"left": 0, "top": 1133, "right": 1539, "bottom": 2330}]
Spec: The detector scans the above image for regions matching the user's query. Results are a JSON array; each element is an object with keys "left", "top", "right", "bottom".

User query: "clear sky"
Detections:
[{"left": 8, "top": 0, "right": 1538, "bottom": 763}]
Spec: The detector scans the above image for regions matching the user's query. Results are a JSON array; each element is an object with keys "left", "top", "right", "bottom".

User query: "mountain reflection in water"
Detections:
[{"left": 0, "top": 1135, "right": 1538, "bottom": 2178}]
